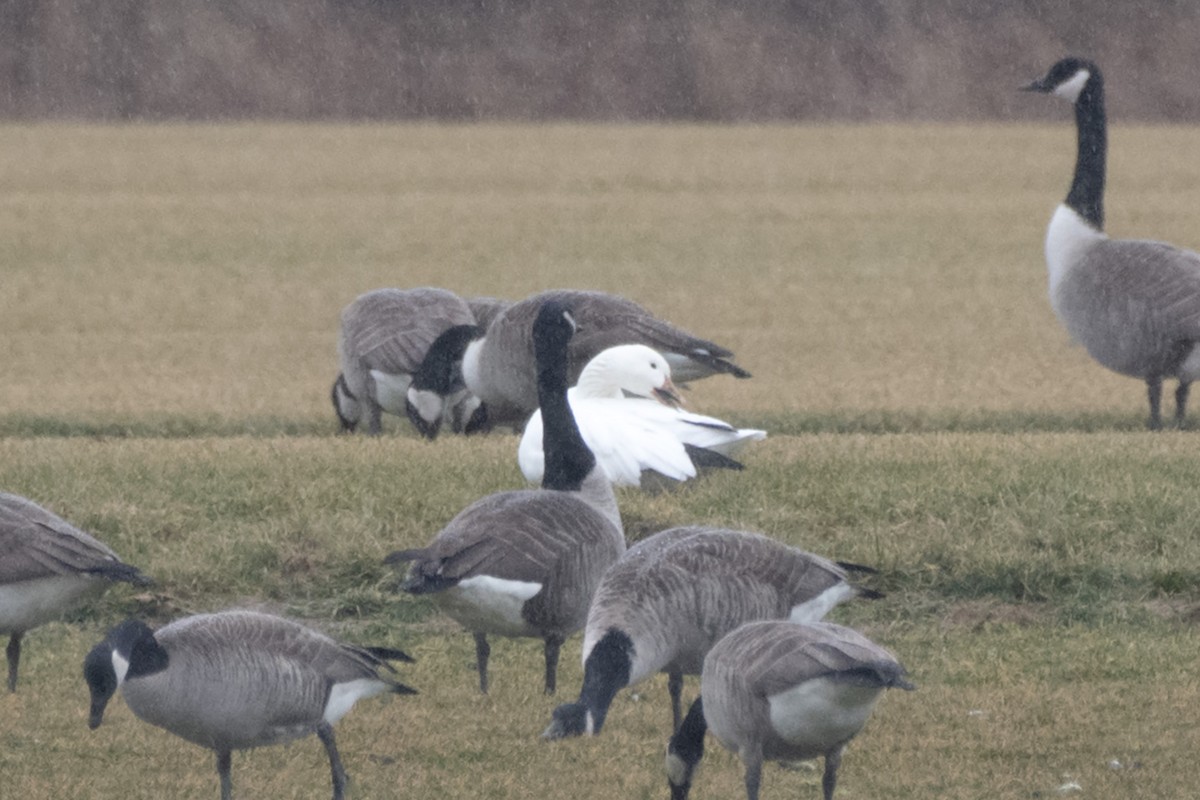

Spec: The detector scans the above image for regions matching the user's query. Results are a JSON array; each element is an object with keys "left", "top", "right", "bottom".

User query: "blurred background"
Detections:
[{"left": 3, "top": 0, "right": 1200, "bottom": 122}]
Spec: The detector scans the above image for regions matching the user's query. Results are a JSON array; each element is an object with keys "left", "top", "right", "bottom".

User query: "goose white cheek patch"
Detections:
[
  {"left": 112, "top": 651, "right": 131, "bottom": 686},
  {"left": 407, "top": 387, "right": 445, "bottom": 424},
  {"left": 1053, "top": 69, "right": 1091, "bottom": 103}
]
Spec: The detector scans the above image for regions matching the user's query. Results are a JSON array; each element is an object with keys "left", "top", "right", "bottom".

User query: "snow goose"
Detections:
[
  {"left": 665, "top": 620, "right": 913, "bottom": 800},
  {"left": 460, "top": 289, "right": 751, "bottom": 423},
  {"left": 518, "top": 344, "right": 766, "bottom": 487},
  {"left": 1, "top": 492, "right": 151, "bottom": 692},
  {"left": 385, "top": 300, "right": 626, "bottom": 694},
  {"left": 83, "top": 610, "right": 415, "bottom": 800},
  {"left": 332, "top": 286, "right": 479, "bottom": 436},
  {"left": 543, "top": 527, "right": 880, "bottom": 738},
  {"left": 1023, "top": 58, "right": 1200, "bottom": 428}
]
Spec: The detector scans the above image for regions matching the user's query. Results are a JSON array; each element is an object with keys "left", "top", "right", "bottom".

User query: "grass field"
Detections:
[{"left": 2, "top": 123, "right": 1199, "bottom": 799}]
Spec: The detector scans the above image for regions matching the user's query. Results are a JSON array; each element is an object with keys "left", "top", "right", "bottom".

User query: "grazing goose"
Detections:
[
  {"left": 1023, "top": 58, "right": 1200, "bottom": 429},
  {"left": 461, "top": 289, "right": 752, "bottom": 422},
  {"left": 543, "top": 527, "right": 880, "bottom": 739},
  {"left": 404, "top": 323, "right": 487, "bottom": 438},
  {"left": 332, "top": 286, "right": 479, "bottom": 436},
  {"left": 83, "top": 610, "right": 415, "bottom": 800},
  {"left": 386, "top": 300, "right": 626, "bottom": 695},
  {"left": 518, "top": 344, "right": 766, "bottom": 487},
  {"left": 0, "top": 492, "right": 151, "bottom": 692},
  {"left": 665, "top": 620, "right": 913, "bottom": 800}
]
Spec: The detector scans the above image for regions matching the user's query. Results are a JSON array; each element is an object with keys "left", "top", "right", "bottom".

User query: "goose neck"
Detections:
[
  {"left": 1066, "top": 76, "right": 1106, "bottom": 230},
  {"left": 577, "top": 629, "right": 635, "bottom": 733},
  {"left": 538, "top": 340, "right": 596, "bottom": 492}
]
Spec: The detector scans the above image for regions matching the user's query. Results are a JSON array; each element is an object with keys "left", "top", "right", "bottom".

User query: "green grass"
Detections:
[{"left": 2, "top": 123, "right": 1200, "bottom": 799}]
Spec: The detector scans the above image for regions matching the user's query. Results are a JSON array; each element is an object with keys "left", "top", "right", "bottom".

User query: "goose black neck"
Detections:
[
  {"left": 576, "top": 629, "right": 634, "bottom": 733},
  {"left": 536, "top": 320, "right": 595, "bottom": 492},
  {"left": 412, "top": 325, "right": 480, "bottom": 392},
  {"left": 1067, "top": 74, "right": 1106, "bottom": 230}
]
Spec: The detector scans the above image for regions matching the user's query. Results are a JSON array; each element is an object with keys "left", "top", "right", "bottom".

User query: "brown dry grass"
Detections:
[
  {"left": 2, "top": 124, "right": 1200, "bottom": 800},
  {"left": 4, "top": 123, "right": 1200, "bottom": 428}
]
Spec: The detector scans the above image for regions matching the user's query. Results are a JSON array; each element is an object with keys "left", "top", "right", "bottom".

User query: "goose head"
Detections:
[
  {"left": 1021, "top": 57, "right": 1101, "bottom": 104},
  {"left": 575, "top": 344, "right": 684, "bottom": 407},
  {"left": 664, "top": 697, "right": 706, "bottom": 800},
  {"left": 405, "top": 324, "right": 482, "bottom": 439},
  {"left": 331, "top": 373, "right": 360, "bottom": 433},
  {"left": 83, "top": 618, "right": 168, "bottom": 729}
]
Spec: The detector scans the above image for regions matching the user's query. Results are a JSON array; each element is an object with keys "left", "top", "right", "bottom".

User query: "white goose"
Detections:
[{"left": 518, "top": 345, "right": 766, "bottom": 488}]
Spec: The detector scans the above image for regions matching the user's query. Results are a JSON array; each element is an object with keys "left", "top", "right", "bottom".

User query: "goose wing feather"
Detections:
[
  {"left": 1094, "top": 239, "right": 1200, "bottom": 335},
  {"left": 394, "top": 491, "right": 622, "bottom": 589},
  {"left": 0, "top": 493, "right": 144, "bottom": 584},
  {"left": 478, "top": 290, "right": 748, "bottom": 412},
  {"left": 718, "top": 621, "right": 911, "bottom": 699},
  {"left": 341, "top": 288, "right": 475, "bottom": 376},
  {"left": 133, "top": 612, "right": 405, "bottom": 748},
  {"left": 584, "top": 528, "right": 856, "bottom": 673}
]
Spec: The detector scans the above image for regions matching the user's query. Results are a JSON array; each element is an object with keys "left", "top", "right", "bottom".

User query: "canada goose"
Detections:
[
  {"left": 83, "top": 610, "right": 416, "bottom": 800},
  {"left": 0, "top": 492, "right": 151, "bottom": 692},
  {"left": 460, "top": 289, "right": 752, "bottom": 422},
  {"left": 385, "top": 300, "right": 626, "bottom": 695},
  {"left": 518, "top": 344, "right": 766, "bottom": 487},
  {"left": 332, "top": 287, "right": 478, "bottom": 437},
  {"left": 1023, "top": 58, "right": 1200, "bottom": 429},
  {"left": 665, "top": 620, "right": 914, "bottom": 800},
  {"left": 542, "top": 527, "right": 880, "bottom": 739}
]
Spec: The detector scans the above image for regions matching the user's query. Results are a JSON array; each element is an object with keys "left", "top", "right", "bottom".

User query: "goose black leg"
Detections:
[
  {"left": 743, "top": 746, "right": 764, "bottom": 800},
  {"left": 668, "top": 670, "right": 684, "bottom": 730},
  {"left": 543, "top": 634, "right": 564, "bottom": 695},
  {"left": 1175, "top": 380, "right": 1190, "bottom": 426},
  {"left": 367, "top": 400, "right": 383, "bottom": 436},
  {"left": 1147, "top": 377, "right": 1164, "bottom": 430},
  {"left": 6, "top": 632, "right": 21, "bottom": 692},
  {"left": 216, "top": 749, "right": 233, "bottom": 800},
  {"left": 822, "top": 744, "right": 846, "bottom": 800},
  {"left": 317, "top": 722, "right": 348, "bottom": 800},
  {"left": 474, "top": 632, "right": 490, "bottom": 694}
]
